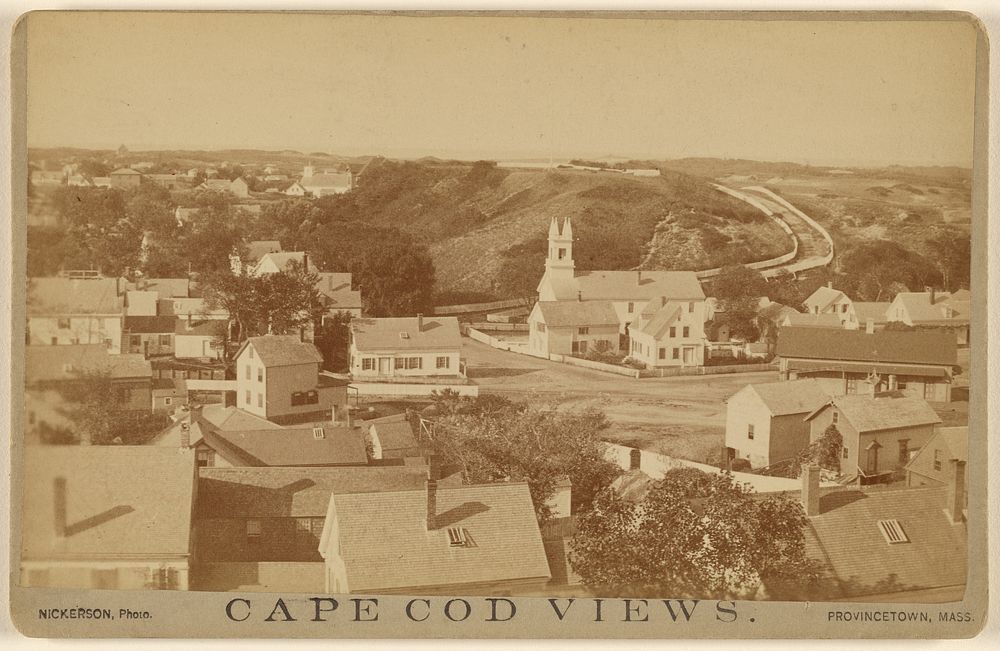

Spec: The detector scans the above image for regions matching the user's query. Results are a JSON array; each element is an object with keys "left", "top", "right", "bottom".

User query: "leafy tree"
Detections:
[
  {"left": 570, "top": 468, "right": 816, "bottom": 598},
  {"left": 353, "top": 239, "right": 436, "bottom": 317},
  {"left": 924, "top": 227, "right": 970, "bottom": 291},
  {"left": 430, "top": 404, "right": 620, "bottom": 522},
  {"left": 709, "top": 265, "right": 768, "bottom": 340},
  {"left": 796, "top": 424, "right": 843, "bottom": 472},
  {"left": 838, "top": 240, "right": 941, "bottom": 301},
  {"left": 57, "top": 370, "right": 170, "bottom": 445},
  {"left": 313, "top": 311, "right": 353, "bottom": 372}
]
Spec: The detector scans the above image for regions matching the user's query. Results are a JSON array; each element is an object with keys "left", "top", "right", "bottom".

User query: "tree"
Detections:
[
  {"left": 353, "top": 239, "right": 436, "bottom": 317},
  {"left": 57, "top": 370, "right": 170, "bottom": 445},
  {"left": 838, "top": 240, "right": 941, "bottom": 301},
  {"left": 924, "top": 227, "right": 971, "bottom": 291},
  {"left": 796, "top": 424, "right": 842, "bottom": 472},
  {"left": 313, "top": 311, "right": 352, "bottom": 372},
  {"left": 570, "top": 468, "right": 816, "bottom": 598},
  {"left": 429, "top": 404, "right": 621, "bottom": 522},
  {"left": 709, "top": 265, "right": 768, "bottom": 340}
]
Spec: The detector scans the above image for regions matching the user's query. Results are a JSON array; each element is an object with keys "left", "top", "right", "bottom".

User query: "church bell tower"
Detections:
[{"left": 545, "top": 216, "right": 575, "bottom": 280}]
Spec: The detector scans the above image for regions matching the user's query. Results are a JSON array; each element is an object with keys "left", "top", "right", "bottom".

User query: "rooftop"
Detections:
[
  {"left": 743, "top": 378, "right": 831, "bottom": 416},
  {"left": 27, "top": 277, "right": 124, "bottom": 315},
  {"left": 200, "top": 425, "right": 369, "bottom": 467},
  {"left": 555, "top": 270, "right": 705, "bottom": 302},
  {"left": 21, "top": 446, "right": 196, "bottom": 560},
  {"left": 254, "top": 251, "right": 319, "bottom": 274},
  {"left": 351, "top": 316, "right": 462, "bottom": 351},
  {"left": 26, "top": 345, "right": 151, "bottom": 384},
  {"left": 245, "top": 241, "right": 283, "bottom": 262},
  {"left": 237, "top": 335, "right": 323, "bottom": 367},
  {"left": 634, "top": 301, "right": 684, "bottom": 339},
  {"left": 776, "top": 327, "right": 957, "bottom": 367},
  {"left": 329, "top": 482, "right": 551, "bottom": 592},
  {"left": 782, "top": 312, "right": 842, "bottom": 328},
  {"left": 124, "top": 315, "right": 178, "bottom": 334},
  {"left": 808, "top": 393, "right": 942, "bottom": 432},
  {"left": 804, "top": 286, "right": 847, "bottom": 310},
  {"left": 368, "top": 414, "right": 420, "bottom": 452},
  {"left": 893, "top": 291, "right": 970, "bottom": 324},
  {"left": 851, "top": 302, "right": 891, "bottom": 324},
  {"left": 533, "top": 300, "right": 619, "bottom": 328}
]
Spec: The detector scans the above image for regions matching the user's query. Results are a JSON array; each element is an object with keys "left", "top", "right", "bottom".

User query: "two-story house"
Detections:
[
  {"left": 527, "top": 300, "right": 619, "bottom": 357},
  {"left": 234, "top": 335, "right": 347, "bottom": 425},
  {"left": 27, "top": 276, "right": 126, "bottom": 354},
  {"left": 886, "top": 289, "right": 971, "bottom": 346},
  {"left": 349, "top": 315, "right": 463, "bottom": 380},
  {"left": 803, "top": 284, "right": 853, "bottom": 322},
  {"left": 627, "top": 295, "right": 707, "bottom": 368},
  {"left": 19, "top": 446, "right": 196, "bottom": 590}
]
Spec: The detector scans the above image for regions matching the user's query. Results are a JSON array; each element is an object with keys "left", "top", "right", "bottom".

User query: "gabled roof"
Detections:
[
  {"left": 196, "top": 466, "right": 429, "bottom": 518},
  {"left": 533, "top": 301, "right": 618, "bottom": 328},
  {"left": 26, "top": 345, "right": 151, "bottom": 384},
  {"left": 635, "top": 302, "right": 683, "bottom": 339},
  {"left": 329, "top": 482, "right": 551, "bottom": 591},
  {"left": 804, "top": 286, "right": 847, "bottom": 310},
  {"left": 124, "top": 315, "right": 178, "bottom": 334},
  {"left": 776, "top": 327, "right": 957, "bottom": 367},
  {"left": 806, "top": 393, "right": 942, "bottom": 432},
  {"left": 351, "top": 317, "right": 462, "bottom": 351},
  {"left": 236, "top": 335, "right": 323, "bottom": 367},
  {"left": 27, "top": 277, "right": 124, "bottom": 315},
  {"left": 110, "top": 167, "right": 141, "bottom": 175},
  {"left": 892, "top": 292, "right": 970, "bottom": 325},
  {"left": 741, "top": 379, "right": 831, "bottom": 417},
  {"left": 245, "top": 240, "right": 283, "bottom": 262},
  {"left": 201, "top": 425, "right": 368, "bottom": 467},
  {"left": 906, "top": 426, "right": 967, "bottom": 476},
  {"left": 800, "top": 485, "right": 966, "bottom": 599},
  {"left": 21, "top": 446, "right": 196, "bottom": 560},
  {"left": 566, "top": 270, "right": 705, "bottom": 302},
  {"left": 198, "top": 404, "right": 282, "bottom": 431},
  {"left": 368, "top": 414, "right": 420, "bottom": 452},
  {"left": 253, "top": 251, "right": 319, "bottom": 274},
  {"left": 174, "top": 318, "right": 221, "bottom": 336},
  {"left": 129, "top": 278, "right": 190, "bottom": 299},
  {"left": 757, "top": 301, "right": 801, "bottom": 322},
  {"left": 315, "top": 272, "right": 362, "bottom": 310},
  {"left": 781, "top": 312, "right": 842, "bottom": 328},
  {"left": 850, "top": 302, "right": 891, "bottom": 325}
]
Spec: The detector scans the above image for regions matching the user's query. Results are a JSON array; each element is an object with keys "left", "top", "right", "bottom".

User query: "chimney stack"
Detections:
[
  {"left": 180, "top": 419, "right": 191, "bottom": 448},
  {"left": 946, "top": 459, "right": 966, "bottom": 523},
  {"left": 186, "top": 312, "right": 192, "bottom": 331},
  {"left": 576, "top": 291, "right": 582, "bottom": 302},
  {"left": 417, "top": 313, "right": 424, "bottom": 332},
  {"left": 801, "top": 464, "right": 821, "bottom": 517},
  {"left": 637, "top": 270, "right": 642, "bottom": 285},
  {"left": 54, "top": 477, "right": 67, "bottom": 538},
  {"left": 929, "top": 287, "right": 936, "bottom": 304},
  {"left": 347, "top": 407, "right": 355, "bottom": 429},
  {"left": 302, "top": 251, "right": 309, "bottom": 271},
  {"left": 629, "top": 448, "right": 642, "bottom": 471},
  {"left": 827, "top": 281, "right": 833, "bottom": 289},
  {"left": 865, "top": 318, "right": 875, "bottom": 334},
  {"left": 426, "top": 479, "right": 438, "bottom": 531}
]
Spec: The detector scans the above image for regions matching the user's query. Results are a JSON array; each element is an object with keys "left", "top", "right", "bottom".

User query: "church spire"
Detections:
[{"left": 545, "top": 216, "right": 575, "bottom": 278}]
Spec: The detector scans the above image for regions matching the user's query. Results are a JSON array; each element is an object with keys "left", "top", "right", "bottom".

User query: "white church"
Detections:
[{"left": 528, "top": 217, "right": 708, "bottom": 367}]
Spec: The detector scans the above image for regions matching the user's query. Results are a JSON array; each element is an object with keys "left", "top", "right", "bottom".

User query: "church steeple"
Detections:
[{"left": 545, "top": 216, "right": 575, "bottom": 278}]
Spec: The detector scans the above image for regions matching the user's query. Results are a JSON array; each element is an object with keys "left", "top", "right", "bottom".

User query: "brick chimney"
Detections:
[
  {"left": 801, "top": 464, "right": 821, "bottom": 516},
  {"left": 54, "top": 477, "right": 67, "bottom": 538},
  {"left": 417, "top": 313, "right": 423, "bottom": 332},
  {"left": 946, "top": 459, "right": 966, "bottom": 524},
  {"left": 636, "top": 270, "right": 642, "bottom": 285},
  {"left": 629, "top": 448, "right": 642, "bottom": 471},
  {"left": 426, "top": 479, "right": 438, "bottom": 531}
]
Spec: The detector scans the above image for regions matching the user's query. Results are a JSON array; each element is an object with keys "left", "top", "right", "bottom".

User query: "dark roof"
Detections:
[
  {"left": 201, "top": 425, "right": 368, "bottom": 467},
  {"left": 26, "top": 345, "right": 151, "bottom": 383},
  {"left": 174, "top": 318, "right": 222, "bottom": 336},
  {"left": 776, "top": 327, "right": 957, "bottom": 366},
  {"left": 237, "top": 335, "right": 323, "bottom": 367},
  {"left": 533, "top": 301, "right": 619, "bottom": 328},
  {"left": 196, "top": 466, "right": 430, "bottom": 518},
  {"left": 351, "top": 317, "right": 461, "bottom": 351},
  {"left": 21, "top": 447, "right": 195, "bottom": 560},
  {"left": 125, "top": 315, "right": 178, "bottom": 334}
]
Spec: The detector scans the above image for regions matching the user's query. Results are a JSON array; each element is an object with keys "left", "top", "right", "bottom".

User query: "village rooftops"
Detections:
[
  {"left": 893, "top": 291, "right": 970, "bottom": 325},
  {"left": 805, "top": 393, "right": 942, "bottom": 433},
  {"left": 739, "top": 378, "right": 831, "bottom": 417},
  {"left": 804, "top": 285, "right": 847, "bottom": 311},
  {"left": 196, "top": 466, "right": 430, "bottom": 519},
  {"left": 781, "top": 312, "right": 842, "bottom": 328},
  {"left": 25, "top": 345, "right": 151, "bottom": 384},
  {"left": 110, "top": 167, "right": 141, "bottom": 176},
  {"left": 21, "top": 446, "right": 196, "bottom": 560},
  {"left": 548, "top": 269, "right": 705, "bottom": 303},
  {"left": 300, "top": 172, "right": 352, "bottom": 191},
  {"left": 198, "top": 404, "right": 283, "bottom": 431},
  {"left": 351, "top": 316, "right": 461, "bottom": 351},
  {"left": 200, "top": 424, "right": 368, "bottom": 467},
  {"left": 127, "top": 278, "right": 191, "bottom": 299},
  {"left": 776, "top": 327, "right": 957, "bottom": 367},
  {"left": 245, "top": 240, "right": 283, "bottom": 262},
  {"left": 236, "top": 335, "right": 324, "bottom": 367},
  {"left": 850, "top": 302, "right": 891, "bottom": 325},
  {"left": 533, "top": 300, "right": 618, "bottom": 327},
  {"left": 27, "top": 277, "right": 124, "bottom": 315},
  {"left": 323, "top": 482, "right": 550, "bottom": 592}
]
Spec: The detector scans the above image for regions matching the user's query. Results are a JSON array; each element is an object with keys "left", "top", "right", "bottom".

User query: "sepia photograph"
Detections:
[{"left": 5, "top": 8, "right": 991, "bottom": 640}]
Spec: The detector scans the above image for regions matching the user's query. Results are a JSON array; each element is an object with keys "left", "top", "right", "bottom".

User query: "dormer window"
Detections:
[
  {"left": 877, "top": 519, "right": 909, "bottom": 544},
  {"left": 447, "top": 527, "right": 472, "bottom": 547}
]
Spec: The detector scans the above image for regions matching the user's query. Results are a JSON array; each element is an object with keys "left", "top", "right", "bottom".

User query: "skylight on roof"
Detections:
[
  {"left": 399, "top": 332, "right": 409, "bottom": 339},
  {"left": 312, "top": 427, "right": 325, "bottom": 440},
  {"left": 448, "top": 526, "right": 472, "bottom": 547},
  {"left": 877, "top": 519, "right": 909, "bottom": 544}
]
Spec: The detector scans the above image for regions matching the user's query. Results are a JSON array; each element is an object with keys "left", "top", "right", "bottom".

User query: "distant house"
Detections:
[
  {"left": 229, "top": 177, "right": 250, "bottom": 198},
  {"left": 906, "top": 426, "right": 968, "bottom": 491},
  {"left": 27, "top": 276, "right": 126, "bottom": 354},
  {"left": 804, "top": 393, "right": 941, "bottom": 480},
  {"left": 755, "top": 299, "right": 801, "bottom": 351},
  {"left": 776, "top": 327, "right": 957, "bottom": 402},
  {"left": 318, "top": 480, "right": 551, "bottom": 595},
  {"left": 315, "top": 272, "right": 363, "bottom": 319},
  {"left": 536, "top": 218, "right": 706, "bottom": 352},
  {"left": 250, "top": 251, "right": 319, "bottom": 276},
  {"left": 230, "top": 240, "right": 282, "bottom": 275},
  {"left": 628, "top": 296, "right": 707, "bottom": 368},
  {"left": 803, "top": 284, "right": 853, "bottom": 322},
  {"left": 299, "top": 172, "right": 353, "bottom": 197},
  {"left": 152, "top": 378, "right": 188, "bottom": 413},
  {"left": 724, "top": 379, "right": 832, "bottom": 469},
  {"left": 349, "top": 316, "right": 463, "bottom": 379},
  {"left": 123, "top": 315, "right": 177, "bottom": 357},
  {"left": 235, "top": 335, "right": 348, "bottom": 425},
  {"left": 19, "top": 446, "right": 197, "bottom": 590},
  {"left": 779, "top": 312, "right": 842, "bottom": 329},
  {"left": 284, "top": 181, "right": 307, "bottom": 196},
  {"left": 191, "top": 466, "right": 429, "bottom": 592},
  {"left": 366, "top": 413, "right": 422, "bottom": 460},
  {"left": 886, "top": 289, "right": 970, "bottom": 346},
  {"left": 146, "top": 174, "right": 193, "bottom": 190},
  {"left": 174, "top": 316, "right": 224, "bottom": 360},
  {"left": 770, "top": 464, "right": 967, "bottom": 602},
  {"left": 124, "top": 289, "right": 159, "bottom": 317},
  {"left": 109, "top": 167, "right": 143, "bottom": 189},
  {"left": 25, "top": 345, "right": 153, "bottom": 441},
  {"left": 844, "top": 301, "right": 891, "bottom": 331},
  {"left": 198, "top": 178, "right": 234, "bottom": 193},
  {"left": 159, "top": 297, "right": 228, "bottom": 321},
  {"left": 527, "top": 300, "right": 619, "bottom": 358}
]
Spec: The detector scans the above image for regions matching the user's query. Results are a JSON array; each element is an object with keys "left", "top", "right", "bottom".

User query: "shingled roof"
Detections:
[
  {"left": 533, "top": 301, "right": 619, "bottom": 327},
  {"left": 807, "top": 393, "right": 942, "bottom": 432},
  {"left": 562, "top": 270, "right": 705, "bottom": 302},
  {"left": 776, "top": 327, "right": 957, "bottom": 367},
  {"left": 237, "top": 335, "right": 323, "bottom": 367},
  {"left": 351, "top": 317, "right": 461, "bottom": 351},
  {"left": 741, "top": 379, "right": 831, "bottom": 417},
  {"left": 25, "top": 345, "right": 151, "bottom": 384},
  {"left": 803, "top": 286, "right": 847, "bottom": 311},
  {"left": 327, "top": 482, "right": 550, "bottom": 592},
  {"left": 27, "top": 277, "right": 124, "bottom": 315},
  {"left": 201, "top": 425, "right": 368, "bottom": 467},
  {"left": 850, "top": 302, "right": 891, "bottom": 325},
  {"left": 781, "top": 312, "right": 842, "bottom": 328},
  {"left": 21, "top": 447, "right": 196, "bottom": 560},
  {"left": 634, "top": 301, "right": 683, "bottom": 339},
  {"left": 892, "top": 292, "right": 970, "bottom": 325}
]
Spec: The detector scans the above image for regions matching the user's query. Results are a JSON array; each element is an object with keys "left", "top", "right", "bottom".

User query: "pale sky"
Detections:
[{"left": 24, "top": 12, "right": 979, "bottom": 166}]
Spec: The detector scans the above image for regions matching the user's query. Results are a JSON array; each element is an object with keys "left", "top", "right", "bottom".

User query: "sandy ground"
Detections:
[{"left": 462, "top": 338, "right": 777, "bottom": 463}]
